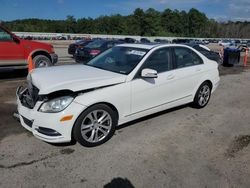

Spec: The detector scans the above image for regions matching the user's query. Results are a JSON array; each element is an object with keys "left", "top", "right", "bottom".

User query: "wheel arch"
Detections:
[
  {"left": 30, "top": 50, "right": 52, "bottom": 62},
  {"left": 204, "top": 80, "right": 213, "bottom": 90},
  {"left": 193, "top": 79, "right": 213, "bottom": 101}
]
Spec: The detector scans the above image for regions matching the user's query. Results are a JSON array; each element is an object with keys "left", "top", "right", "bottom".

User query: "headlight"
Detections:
[{"left": 39, "top": 96, "right": 74, "bottom": 113}]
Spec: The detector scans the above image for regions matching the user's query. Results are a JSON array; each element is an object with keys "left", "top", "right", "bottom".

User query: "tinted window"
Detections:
[
  {"left": 86, "top": 40, "right": 106, "bottom": 48},
  {"left": 174, "top": 47, "right": 203, "bottom": 68},
  {"left": 0, "top": 28, "right": 12, "bottom": 41},
  {"left": 141, "top": 48, "right": 172, "bottom": 73}
]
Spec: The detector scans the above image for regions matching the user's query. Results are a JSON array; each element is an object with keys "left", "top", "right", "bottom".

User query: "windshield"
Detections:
[
  {"left": 86, "top": 40, "right": 106, "bottom": 48},
  {"left": 86, "top": 46, "right": 148, "bottom": 75}
]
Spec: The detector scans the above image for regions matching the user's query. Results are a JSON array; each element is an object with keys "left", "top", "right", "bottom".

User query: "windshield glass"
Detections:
[
  {"left": 86, "top": 46, "right": 148, "bottom": 75},
  {"left": 86, "top": 40, "right": 106, "bottom": 48}
]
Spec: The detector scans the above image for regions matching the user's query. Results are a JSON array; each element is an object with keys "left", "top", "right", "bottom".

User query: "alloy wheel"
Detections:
[
  {"left": 80, "top": 110, "right": 112, "bottom": 143},
  {"left": 198, "top": 85, "right": 210, "bottom": 106}
]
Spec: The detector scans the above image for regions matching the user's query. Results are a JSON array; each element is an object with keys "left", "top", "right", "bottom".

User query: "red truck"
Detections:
[{"left": 0, "top": 24, "right": 58, "bottom": 70}]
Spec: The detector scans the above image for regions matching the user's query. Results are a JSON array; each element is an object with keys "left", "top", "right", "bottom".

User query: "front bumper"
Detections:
[
  {"left": 50, "top": 53, "right": 58, "bottom": 64},
  {"left": 16, "top": 87, "right": 87, "bottom": 143}
]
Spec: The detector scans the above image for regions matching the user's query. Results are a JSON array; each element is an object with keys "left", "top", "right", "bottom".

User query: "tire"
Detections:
[
  {"left": 73, "top": 104, "right": 117, "bottom": 147},
  {"left": 193, "top": 82, "right": 212, "bottom": 109},
  {"left": 33, "top": 55, "right": 52, "bottom": 68}
]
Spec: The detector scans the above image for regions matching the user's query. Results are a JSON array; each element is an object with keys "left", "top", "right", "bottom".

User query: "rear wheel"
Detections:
[
  {"left": 33, "top": 55, "right": 52, "bottom": 68},
  {"left": 193, "top": 82, "right": 211, "bottom": 108},
  {"left": 73, "top": 104, "right": 117, "bottom": 147}
]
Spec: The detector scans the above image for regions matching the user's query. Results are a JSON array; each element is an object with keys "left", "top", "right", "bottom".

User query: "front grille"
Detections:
[{"left": 18, "top": 84, "right": 40, "bottom": 109}]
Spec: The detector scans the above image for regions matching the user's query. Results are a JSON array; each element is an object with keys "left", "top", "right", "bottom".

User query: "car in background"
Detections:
[
  {"left": 234, "top": 40, "right": 241, "bottom": 46},
  {"left": 238, "top": 40, "right": 250, "bottom": 52},
  {"left": 16, "top": 43, "right": 220, "bottom": 147},
  {"left": 0, "top": 24, "right": 57, "bottom": 70},
  {"left": 218, "top": 39, "right": 232, "bottom": 46},
  {"left": 202, "top": 40, "right": 209, "bottom": 45},
  {"left": 140, "top": 38, "right": 151, "bottom": 43},
  {"left": 154, "top": 39, "right": 170, "bottom": 43},
  {"left": 74, "top": 40, "right": 124, "bottom": 63},
  {"left": 185, "top": 43, "right": 221, "bottom": 63},
  {"left": 208, "top": 39, "right": 219, "bottom": 43},
  {"left": 68, "top": 40, "right": 93, "bottom": 55},
  {"left": 172, "top": 39, "right": 191, "bottom": 44},
  {"left": 124, "top": 37, "right": 136, "bottom": 43}
]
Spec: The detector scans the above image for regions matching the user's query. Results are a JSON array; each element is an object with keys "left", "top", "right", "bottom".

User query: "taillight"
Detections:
[{"left": 90, "top": 50, "right": 101, "bottom": 56}]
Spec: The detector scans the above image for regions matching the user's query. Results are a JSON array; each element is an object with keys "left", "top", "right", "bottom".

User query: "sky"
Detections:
[{"left": 0, "top": 0, "right": 249, "bottom": 21}]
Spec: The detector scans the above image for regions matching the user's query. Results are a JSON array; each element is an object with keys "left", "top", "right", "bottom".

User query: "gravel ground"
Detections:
[{"left": 0, "top": 45, "right": 250, "bottom": 188}]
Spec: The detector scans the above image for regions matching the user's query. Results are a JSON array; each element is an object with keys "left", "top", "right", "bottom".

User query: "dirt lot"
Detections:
[{"left": 0, "top": 44, "right": 250, "bottom": 188}]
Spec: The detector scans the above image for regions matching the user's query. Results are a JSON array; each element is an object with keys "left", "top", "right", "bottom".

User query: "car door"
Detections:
[
  {"left": 0, "top": 27, "right": 24, "bottom": 66},
  {"left": 130, "top": 47, "right": 176, "bottom": 114},
  {"left": 170, "top": 46, "right": 204, "bottom": 100}
]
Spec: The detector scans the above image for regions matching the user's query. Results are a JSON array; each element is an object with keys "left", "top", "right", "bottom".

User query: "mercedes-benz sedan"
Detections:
[{"left": 16, "top": 44, "right": 220, "bottom": 147}]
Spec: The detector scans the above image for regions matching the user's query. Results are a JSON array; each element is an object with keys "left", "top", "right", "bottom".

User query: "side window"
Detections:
[
  {"left": 174, "top": 47, "right": 203, "bottom": 68},
  {"left": 0, "top": 28, "right": 12, "bottom": 42},
  {"left": 141, "top": 48, "right": 172, "bottom": 73}
]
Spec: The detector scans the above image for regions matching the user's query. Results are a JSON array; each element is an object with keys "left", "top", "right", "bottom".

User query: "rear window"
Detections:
[{"left": 86, "top": 40, "right": 106, "bottom": 48}]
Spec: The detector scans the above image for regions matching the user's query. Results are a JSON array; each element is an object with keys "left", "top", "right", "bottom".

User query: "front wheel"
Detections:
[
  {"left": 193, "top": 82, "right": 211, "bottom": 108},
  {"left": 33, "top": 55, "right": 52, "bottom": 68},
  {"left": 73, "top": 104, "right": 117, "bottom": 147}
]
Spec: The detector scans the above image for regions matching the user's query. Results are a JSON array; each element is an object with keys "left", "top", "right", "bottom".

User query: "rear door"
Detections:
[
  {"left": 0, "top": 27, "right": 25, "bottom": 66},
  {"left": 170, "top": 46, "right": 204, "bottom": 99}
]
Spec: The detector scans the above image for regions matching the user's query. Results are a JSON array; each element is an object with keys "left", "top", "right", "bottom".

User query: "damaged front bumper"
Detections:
[{"left": 16, "top": 86, "right": 87, "bottom": 143}]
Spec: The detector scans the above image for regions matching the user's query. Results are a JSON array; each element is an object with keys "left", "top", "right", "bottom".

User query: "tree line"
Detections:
[{"left": 3, "top": 8, "right": 250, "bottom": 38}]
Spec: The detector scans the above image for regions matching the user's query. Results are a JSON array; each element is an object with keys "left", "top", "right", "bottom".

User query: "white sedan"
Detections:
[{"left": 16, "top": 44, "right": 220, "bottom": 147}]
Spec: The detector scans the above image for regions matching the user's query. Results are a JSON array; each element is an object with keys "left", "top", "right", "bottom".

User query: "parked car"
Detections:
[
  {"left": 68, "top": 40, "right": 93, "bottom": 55},
  {"left": 172, "top": 39, "right": 191, "bottom": 44},
  {"left": 234, "top": 39, "right": 241, "bottom": 45},
  {"left": 185, "top": 43, "right": 221, "bottom": 63},
  {"left": 238, "top": 41, "right": 250, "bottom": 52},
  {"left": 218, "top": 39, "right": 232, "bottom": 46},
  {"left": 154, "top": 39, "right": 170, "bottom": 43},
  {"left": 74, "top": 40, "right": 124, "bottom": 63},
  {"left": 140, "top": 38, "right": 151, "bottom": 43},
  {"left": 202, "top": 40, "right": 209, "bottom": 45},
  {"left": 16, "top": 43, "right": 220, "bottom": 147},
  {"left": 124, "top": 37, "right": 136, "bottom": 43},
  {"left": 0, "top": 24, "right": 57, "bottom": 70}
]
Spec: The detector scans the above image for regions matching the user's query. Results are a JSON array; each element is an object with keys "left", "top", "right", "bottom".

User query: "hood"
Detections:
[
  {"left": 21, "top": 39, "right": 53, "bottom": 52},
  {"left": 30, "top": 64, "right": 127, "bottom": 95}
]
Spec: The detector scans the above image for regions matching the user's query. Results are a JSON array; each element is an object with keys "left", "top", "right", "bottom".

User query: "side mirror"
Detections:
[
  {"left": 12, "top": 36, "right": 20, "bottom": 44},
  {"left": 141, "top": 68, "right": 158, "bottom": 78}
]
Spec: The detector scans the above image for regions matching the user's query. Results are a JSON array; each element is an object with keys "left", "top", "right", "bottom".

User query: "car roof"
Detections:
[
  {"left": 117, "top": 43, "right": 193, "bottom": 50},
  {"left": 117, "top": 43, "right": 162, "bottom": 49}
]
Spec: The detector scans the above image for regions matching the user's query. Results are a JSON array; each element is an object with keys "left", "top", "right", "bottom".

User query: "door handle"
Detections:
[{"left": 167, "top": 74, "right": 175, "bottom": 80}]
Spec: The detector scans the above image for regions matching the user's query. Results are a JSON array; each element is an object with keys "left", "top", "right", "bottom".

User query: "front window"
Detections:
[
  {"left": 86, "top": 46, "right": 148, "bottom": 74},
  {"left": 141, "top": 48, "right": 173, "bottom": 73},
  {"left": 0, "top": 28, "right": 12, "bottom": 42}
]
